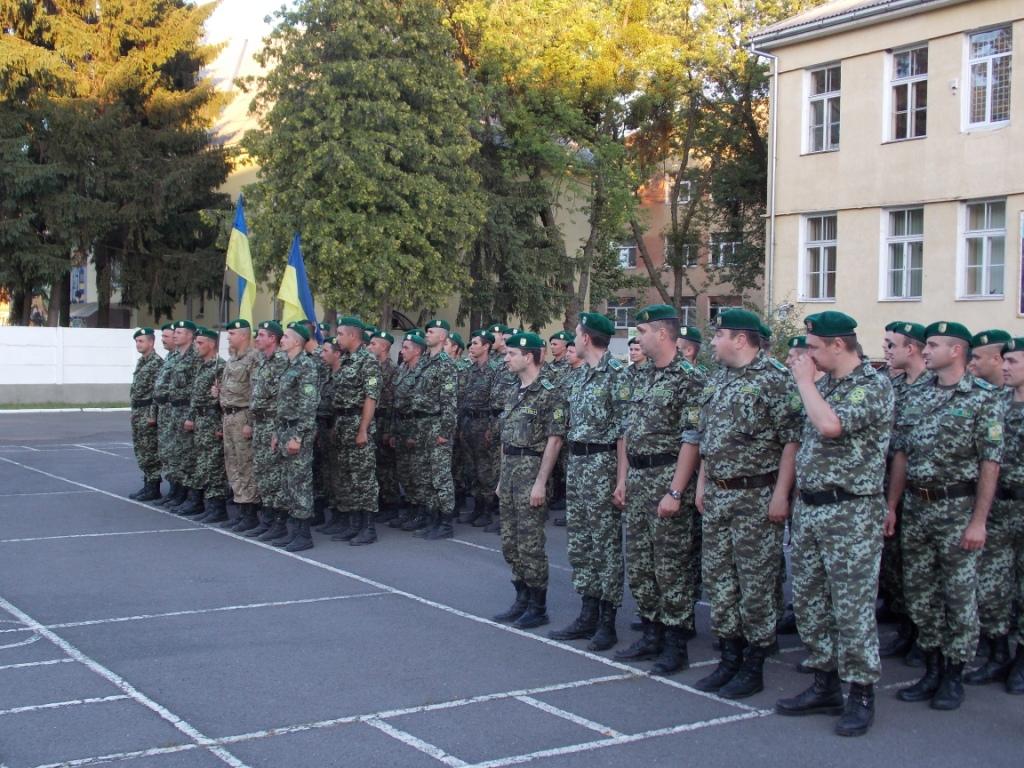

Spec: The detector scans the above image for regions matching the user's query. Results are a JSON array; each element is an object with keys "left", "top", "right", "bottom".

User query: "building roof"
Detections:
[{"left": 750, "top": 0, "right": 969, "bottom": 48}]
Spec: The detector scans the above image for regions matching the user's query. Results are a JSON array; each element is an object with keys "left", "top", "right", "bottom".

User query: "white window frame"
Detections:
[
  {"left": 608, "top": 298, "right": 636, "bottom": 330},
  {"left": 799, "top": 212, "right": 837, "bottom": 302},
  {"left": 964, "top": 26, "right": 1012, "bottom": 130},
  {"left": 679, "top": 298, "right": 697, "bottom": 326},
  {"left": 887, "top": 44, "right": 928, "bottom": 141},
  {"left": 615, "top": 243, "right": 638, "bottom": 270},
  {"left": 709, "top": 235, "right": 741, "bottom": 268},
  {"left": 664, "top": 178, "right": 692, "bottom": 206},
  {"left": 805, "top": 64, "right": 841, "bottom": 153},
  {"left": 880, "top": 207, "right": 924, "bottom": 301},
  {"left": 958, "top": 199, "right": 1006, "bottom": 300},
  {"left": 662, "top": 236, "right": 698, "bottom": 267},
  {"left": 708, "top": 299, "right": 742, "bottom": 324}
]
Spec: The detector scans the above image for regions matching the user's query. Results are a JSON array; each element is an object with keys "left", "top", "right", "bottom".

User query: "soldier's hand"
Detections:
[
  {"left": 286, "top": 437, "right": 301, "bottom": 456},
  {"left": 270, "top": 435, "right": 278, "bottom": 452},
  {"left": 147, "top": 418, "right": 157, "bottom": 427},
  {"left": 883, "top": 508, "right": 897, "bottom": 537},
  {"left": 388, "top": 436, "right": 397, "bottom": 449},
  {"left": 436, "top": 436, "right": 448, "bottom": 446},
  {"left": 960, "top": 520, "right": 986, "bottom": 551},
  {"left": 242, "top": 424, "right": 253, "bottom": 440},
  {"left": 767, "top": 494, "right": 790, "bottom": 524},
  {"left": 183, "top": 420, "right": 194, "bottom": 432},
  {"left": 695, "top": 489, "right": 705, "bottom": 514},
  {"left": 612, "top": 482, "right": 626, "bottom": 509},
  {"left": 355, "top": 428, "right": 368, "bottom": 448},
  {"left": 210, "top": 383, "right": 220, "bottom": 398},
  {"left": 529, "top": 481, "right": 546, "bottom": 508},
  {"left": 215, "top": 431, "right": 223, "bottom": 440},
  {"left": 791, "top": 353, "right": 816, "bottom": 386},
  {"left": 657, "top": 493, "right": 681, "bottom": 519}
]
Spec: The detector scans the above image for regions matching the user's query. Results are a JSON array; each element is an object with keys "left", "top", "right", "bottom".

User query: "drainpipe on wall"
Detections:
[{"left": 748, "top": 44, "right": 779, "bottom": 315}]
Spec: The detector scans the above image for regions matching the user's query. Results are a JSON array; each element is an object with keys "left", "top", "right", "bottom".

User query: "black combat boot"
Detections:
[
  {"left": 351, "top": 513, "right": 378, "bottom": 546},
  {"left": 333, "top": 512, "right": 363, "bottom": 541},
  {"left": 319, "top": 509, "right": 348, "bottom": 535},
  {"left": 880, "top": 615, "right": 917, "bottom": 658},
  {"left": 483, "top": 497, "right": 501, "bottom": 533},
  {"left": 128, "top": 476, "right": 149, "bottom": 499},
  {"left": 472, "top": 497, "right": 495, "bottom": 528},
  {"left": 311, "top": 498, "right": 326, "bottom": 528},
  {"left": 513, "top": 587, "right": 549, "bottom": 629},
  {"left": 588, "top": 602, "right": 618, "bottom": 651},
  {"left": 718, "top": 643, "right": 768, "bottom": 698},
  {"left": 650, "top": 627, "right": 689, "bottom": 676},
  {"left": 776, "top": 604, "right": 798, "bottom": 635},
  {"left": 376, "top": 502, "right": 398, "bottom": 524},
  {"left": 231, "top": 504, "right": 260, "bottom": 533},
  {"left": 402, "top": 507, "right": 429, "bottom": 532},
  {"left": 930, "top": 660, "right": 965, "bottom": 710},
  {"left": 694, "top": 636, "right": 745, "bottom": 692},
  {"left": 177, "top": 489, "right": 205, "bottom": 517},
  {"left": 136, "top": 479, "right": 162, "bottom": 502},
  {"left": 836, "top": 682, "right": 874, "bottom": 737},
  {"left": 1005, "top": 644, "right": 1024, "bottom": 694},
  {"left": 613, "top": 619, "right": 664, "bottom": 661},
  {"left": 965, "top": 635, "right": 1012, "bottom": 685},
  {"left": 163, "top": 483, "right": 189, "bottom": 509},
  {"left": 271, "top": 517, "right": 297, "bottom": 547},
  {"left": 198, "top": 496, "right": 227, "bottom": 524},
  {"left": 459, "top": 496, "right": 481, "bottom": 525},
  {"left": 494, "top": 580, "right": 529, "bottom": 622},
  {"left": 389, "top": 506, "right": 414, "bottom": 529},
  {"left": 549, "top": 596, "right": 600, "bottom": 641},
  {"left": 776, "top": 670, "right": 845, "bottom": 716},
  {"left": 285, "top": 519, "right": 314, "bottom": 552},
  {"left": 412, "top": 509, "right": 439, "bottom": 538},
  {"left": 897, "top": 648, "right": 943, "bottom": 702},
  {"left": 257, "top": 511, "right": 288, "bottom": 542},
  {"left": 426, "top": 512, "right": 454, "bottom": 540},
  {"left": 153, "top": 481, "right": 180, "bottom": 506},
  {"left": 243, "top": 507, "right": 273, "bottom": 538},
  {"left": 904, "top": 642, "right": 924, "bottom": 667}
]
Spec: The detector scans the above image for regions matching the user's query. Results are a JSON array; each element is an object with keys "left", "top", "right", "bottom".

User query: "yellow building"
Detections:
[{"left": 751, "top": 0, "right": 1024, "bottom": 354}]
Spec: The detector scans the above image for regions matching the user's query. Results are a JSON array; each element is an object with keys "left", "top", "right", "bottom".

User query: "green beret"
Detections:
[
  {"left": 1003, "top": 337, "right": 1024, "bottom": 353},
  {"left": 759, "top": 321, "right": 772, "bottom": 340},
  {"left": 449, "top": 331, "right": 465, "bottom": 349},
  {"left": 160, "top": 322, "right": 174, "bottom": 332},
  {"left": 322, "top": 335, "right": 338, "bottom": 347},
  {"left": 337, "top": 315, "right": 364, "bottom": 330},
  {"left": 679, "top": 326, "right": 702, "bottom": 343},
  {"left": 174, "top": 319, "right": 197, "bottom": 332},
  {"left": 627, "top": 336, "right": 640, "bottom": 346},
  {"left": 471, "top": 329, "right": 495, "bottom": 345},
  {"left": 426, "top": 318, "right": 451, "bottom": 332},
  {"left": 788, "top": 335, "right": 808, "bottom": 349},
  {"left": 805, "top": 311, "right": 857, "bottom": 337},
  {"left": 715, "top": 308, "right": 762, "bottom": 333},
  {"left": 225, "top": 318, "right": 251, "bottom": 331},
  {"left": 550, "top": 330, "right": 575, "bottom": 343},
  {"left": 133, "top": 327, "right": 155, "bottom": 339},
  {"left": 196, "top": 326, "right": 219, "bottom": 340},
  {"left": 257, "top": 320, "right": 283, "bottom": 337},
  {"left": 405, "top": 332, "right": 427, "bottom": 347},
  {"left": 363, "top": 324, "right": 381, "bottom": 336},
  {"left": 892, "top": 322, "right": 926, "bottom": 344},
  {"left": 884, "top": 321, "right": 906, "bottom": 333},
  {"left": 971, "top": 329, "right": 1012, "bottom": 349},
  {"left": 579, "top": 312, "right": 615, "bottom": 337},
  {"left": 287, "top": 321, "right": 311, "bottom": 341},
  {"left": 372, "top": 330, "right": 395, "bottom": 345},
  {"left": 318, "top": 322, "right": 332, "bottom": 333},
  {"left": 507, "top": 331, "right": 545, "bottom": 350},
  {"left": 635, "top": 304, "right": 677, "bottom": 324},
  {"left": 407, "top": 327, "right": 423, "bottom": 336},
  {"left": 924, "top": 321, "right": 972, "bottom": 344},
  {"left": 487, "top": 322, "right": 512, "bottom": 335},
  {"left": 361, "top": 330, "right": 373, "bottom": 344}
]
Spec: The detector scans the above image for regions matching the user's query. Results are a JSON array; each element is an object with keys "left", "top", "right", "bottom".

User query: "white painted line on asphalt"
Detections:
[
  {"left": 0, "top": 658, "right": 74, "bottom": 672},
  {"left": 73, "top": 443, "right": 125, "bottom": 458},
  {"left": 367, "top": 718, "right": 469, "bottom": 767},
  {"left": 0, "top": 408, "right": 131, "bottom": 415},
  {"left": 0, "top": 633, "right": 40, "bottom": 650},
  {"left": 0, "top": 594, "right": 253, "bottom": 768},
  {"left": 29, "top": 745, "right": 201, "bottom": 768},
  {"left": 0, "top": 456, "right": 761, "bottom": 716},
  {"left": 0, "top": 694, "right": 130, "bottom": 717},
  {"left": 449, "top": 538, "right": 573, "bottom": 573},
  {"left": 0, "top": 490, "right": 96, "bottom": 498},
  {"left": 0, "top": 528, "right": 206, "bottom": 544},
  {"left": 515, "top": 695, "right": 624, "bottom": 738}
]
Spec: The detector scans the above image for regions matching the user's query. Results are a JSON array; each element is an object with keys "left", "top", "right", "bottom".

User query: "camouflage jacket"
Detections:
[
  {"left": 888, "top": 369, "right": 935, "bottom": 458},
  {"left": 542, "top": 357, "right": 571, "bottom": 386},
  {"left": 499, "top": 377, "right": 567, "bottom": 452},
  {"left": 461, "top": 359, "right": 496, "bottom": 416},
  {"left": 377, "top": 357, "right": 398, "bottom": 419},
  {"left": 893, "top": 372, "right": 1005, "bottom": 485},
  {"left": 796, "top": 361, "right": 894, "bottom": 495},
  {"left": 332, "top": 346, "right": 382, "bottom": 414},
  {"left": 219, "top": 347, "right": 261, "bottom": 410},
  {"left": 274, "top": 352, "right": 319, "bottom": 443},
  {"left": 150, "top": 349, "right": 176, "bottom": 421},
  {"left": 410, "top": 351, "right": 458, "bottom": 437},
  {"left": 489, "top": 356, "right": 519, "bottom": 415},
  {"left": 251, "top": 350, "right": 288, "bottom": 419},
  {"left": 567, "top": 350, "right": 629, "bottom": 444},
  {"left": 130, "top": 353, "right": 163, "bottom": 413},
  {"left": 687, "top": 351, "right": 802, "bottom": 480},
  {"left": 1000, "top": 391, "right": 1024, "bottom": 487},
  {"left": 318, "top": 365, "right": 340, "bottom": 422},
  {"left": 189, "top": 356, "right": 225, "bottom": 420},
  {"left": 166, "top": 345, "right": 201, "bottom": 409},
  {"left": 624, "top": 352, "right": 704, "bottom": 456}
]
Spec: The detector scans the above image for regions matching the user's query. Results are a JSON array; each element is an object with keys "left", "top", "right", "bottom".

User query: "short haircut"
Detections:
[
  {"left": 837, "top": 335, "right": 859, "bottom": 353},
  {"left": 726, "top": 329, "right": 762, "bottom": 348},
  {"left": 650, "top": 318, "right": 680, "bottom": 341},
  {"left": 627, "top": 337, "right": 640, "bottom": 347},
  {"left": 579, "top": 325, "right": 610, "bottom": 349}
]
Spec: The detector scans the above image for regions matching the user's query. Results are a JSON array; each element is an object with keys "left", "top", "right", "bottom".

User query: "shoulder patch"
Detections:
[
  {"left": 848, "top": 387, "right": 867, "bottom": 404},
  {"left": 608, "top": 357, "right": 624, "bottom": 371},
  {"left": 541, "top": 379, "right": 556, "bottom": 390},
  {"left": 974, "top": 377, "right": 995, "bottom": 391},
  {"left": 769, "top": 358, "right": 787, "bottom": 372},
  {"left": 679, "top": 359, "right": 695, "bottom": 372}
]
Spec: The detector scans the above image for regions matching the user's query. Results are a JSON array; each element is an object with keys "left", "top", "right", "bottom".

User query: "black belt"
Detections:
[
  {"left": 375, "top": 408, "right": 393, "bottom": 420},
  {"left": 250, "top": 408, "right": 271, "bottom": 418},
  {"left": 627, "top": 452, "right": 677, "bottom": 470},
  {"left": 503, "top": 445, "right": 543, "bottom": 457},
  {"left": 170, "top": 399, "right": 189, "bottom": 407},
  {"left": 193, "top": 406, "right": 221, "bottom": 417},
  {"left": 569, "top": 441, "right": 617, "bottom": 456},
  {"left": 408, "top": 411, "right": 441, "bottom": 419},
  {"left": 996, "top": 485, "right": 1024, "bottom": 501},
  {"left": 154, "top": 395, "right": 169, "bottom": 405},
  {"left": 222, "top": 405, "right": 248, "bottom": 415},
  {"left": 334, "top": 407, "right": 362, "bottom": 417},
  {"left": 800, "top": 488, "right": 875, "bottom": 506},
  {"left": 910, "top": 482, "right": 976, "bottom": 503},
  {"left": 712, "top": 471, "right": 777, "bottom": 491},
  {"left": 463, "top": 408, "right": 493, "bottom": 419},
  {"left": 131, "top": 399, "right": 152, "bottom": 408}
]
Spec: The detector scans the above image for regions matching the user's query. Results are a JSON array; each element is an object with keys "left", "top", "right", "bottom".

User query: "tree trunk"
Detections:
[
  {"left": 631, "top": 217, "right": 672, "bottom": 305},
  {"left": 47, "top": 276, "right": 65, "bottom": 327},
  {"left": 14, "top": 289, "right": 29, "bottom": 325},
  {"left": 95, "top": 246, "right": 112, "bottom": 328}
]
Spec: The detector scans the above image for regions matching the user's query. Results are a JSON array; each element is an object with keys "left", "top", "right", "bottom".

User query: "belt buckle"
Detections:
[
  {"left": 921, "top": 487, "right": 933, "bottom": 503},
  {"left": 715, "top": 479, "right": 729, "bottom": 490}
]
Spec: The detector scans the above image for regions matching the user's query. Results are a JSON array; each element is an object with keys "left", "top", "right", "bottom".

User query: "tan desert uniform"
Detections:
[{"left": 219, "top": 347, "right": 262, "bottom": 504}]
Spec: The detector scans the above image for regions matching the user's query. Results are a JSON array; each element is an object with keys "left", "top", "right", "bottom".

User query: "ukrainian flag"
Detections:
[
  {"left": 277, "top": 233, "right": 318, "bottom": 333},
  {"left": 225, "top": 195, "right": 256, "bottom": 326}
]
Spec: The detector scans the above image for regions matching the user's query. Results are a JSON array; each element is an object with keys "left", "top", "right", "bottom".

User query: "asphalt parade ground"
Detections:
[{"left": 0, "top": 413, "right": 1021, "bottom": 768}]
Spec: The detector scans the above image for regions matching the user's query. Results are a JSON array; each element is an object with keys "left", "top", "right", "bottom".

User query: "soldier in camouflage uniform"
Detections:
[
  {"left": 151, "top": 323, "right": 182, "bottom": 506},
  {"left": 314, "top": 337, "right": 343, "bottom": 534},
  {"left": 329, "top": 317, "right": 382, "bottom": 545},
  {"left": 164, "top": 320, "right": 202, "bottom": 514},
  {"left": 969, "top": 328, "right": 1010, "bottom": 387},
  {"left": 776, "top": 312, "right": 893, "bottom": 738},
  {"left": 549, "top": 313, "right": 628, "bottom": 651},
  {"left": 546, "top": 330, "right": 576, "bottom": 526},
  {"left": 244, "top": 321, "right": 287, "bottom": 539},
  {"left": 447, "top": 331, "right": 470, "bottom": 514},
  {"left": 687, "top": 308, "right": 801, "bottom": 699},
  {"left": 676, "top": 326, "right": 702, "bottom": 367},
  {"left": 369, "top": 330, "right": 401, "bottom": 521},
  {"left": 180, "top": 327, "right": 228, "bottom": 523},
  {"left": 458, "top": 330, "right": 499, "bottom": 526},
  {"left": 626, "top": 336, "right": 647, "bottom": 378},
  {"left": 486, "top": 323, "right": 519, "bottom": 534},
  {"left": 492, "top": 331, "right": 567, "bottom": 630},
  {"left": 391, "top": 333, "right": 428, "bottom": 531},
  {"left": 613, "top": 306, "right": 704, "bottom": 676},
  {"left": 889, "top": 321, "right": 1004, "bottom": 711},
  {"left": 128, "top": 328, "right": 164, "bottom": 501}
]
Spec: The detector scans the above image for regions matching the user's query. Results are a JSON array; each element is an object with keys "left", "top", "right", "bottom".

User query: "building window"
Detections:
[
  {"left": 710, "top": 235, "right": 741, "bottom": 268},
  {"left": 679, "top": 298, "right": 697, "bottom": 325},
  {"left": 807, "top": 64, "right": 841, "bottom": 152},
  {"left": 663, "top": 237, "right": 697, "bottom": 267},
  {"left": 665, "top": 179, "right": 691, "bottom": 206},
  {"left": 709, "top": 298, "right": 741, "bottom": 324},
  {"left": 884, "top": 208, "right": 923, "bottom": 299},
  {"left": 891, "top": 46, "right": 927, "bottom": 139},
  {"left": 962, "top": 200, "right": 1005, "bottom": 297},
  {"left": 615, "top": 243, "right": 638, "bottom": 270},
  {"left": 802, "top": 214, "right": 837, "bottom": 300},
  {"left": 608, "top": 298, "right": 636, "bottom": 329},
  {"left": 968, "top": 27, "right": 1012, "bottom": 127}
]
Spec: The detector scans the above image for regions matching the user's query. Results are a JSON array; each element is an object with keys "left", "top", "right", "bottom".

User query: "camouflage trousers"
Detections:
[
  {"left": 332, "top": 415, "right": 378, "bottom": 514},
  {"left": 415, "top": 419, "right": 454, "bottom": 516},
  {"left": 251, "top": 415, "right": 278, "bottom": 508},
  {"left": 624, "top": 464, "right": 696, "bottom": 632},
  {"left": 566, "top": 452, "right": 623, "bottom": 606},
  {"left": 879, "top": 527, "right": 907, "bottom": 615},
  {"left": 376, "top": 415, "right": 401, "bottom": 507},
  {"left": 975, "top": 498, "right": 1024, "bottom": 639},
  {"left": 791, "top": 495, "right": 884, "bottom": 684},
  {"left": 460, "top": 416, "right": 499, "bottom": 500},
  {"left": 130, "top": 407, "right": 161, "bottom": 482},
  {"left": 165, "top": 404, "right": 195, "bottom": 486},
  {"left": 313, "top": 419, "right": 333, "bottom": 504},
  {"left": 191, "top": 413, "right": 227, "bottom": 499},
  {"left": 901, "top": 494, "right": 979, "bottom": 664},
  {"left": 499, "top": 454, "right": 548, "bottom": 590},
  {"left": 271, "top": 431, "right": 314, "bottom": 520},
  {"left": 222, "top": 410, "right": 258, "bottom": 504},
  {"left": 702, "top": 483, "right": 784, "bottom": 646},
  {"left": 396, "top": 421, "right": 426, "bottom": 507}
]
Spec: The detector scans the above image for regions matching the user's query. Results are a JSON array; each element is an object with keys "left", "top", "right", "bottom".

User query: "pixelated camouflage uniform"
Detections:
[
  {"left": 623, "top": 352, "right": 704, "bottom": 632},
  {"left": 409, "top": 351, "right": 458, "bottom": 516},
  {"left": 565, "top": 350, "right": 629, "bottom": 606},
  {"left": 250, "top": 350, "right": 288, "bottom": 507},
  {"left": 331, "top": 346, "right": 381, "bottom": 513},
  {"left": 452, "top": 356, "right": 473, "bottom": 500},
  {"left": 315, "top": 359, "right": 339, "bottom": 507},
  {"left": 271, "top": 352, "right": 319, "bottom": 519},
  {"left": 793, "top": 362, "right": 893, "bottom": 684},
  {"left": 375, "top": 356, "right": 401, "bottom": 508},
  {"left": 459, "top": 358, "right": 499, "bottom": 501},
  {"left": 189, "top": 356, "right": 227, "bottom": 499},
  {"left": 499, "top": 377, "right": 567, "bottom": 589},
  {"left": 895, "top": 373, "right": 1005, "bottom": 663},
  {"left": 393, "top": 363, "right": 425, "bottom": 508},
  {"left": 686, "top": 351, "right": 802, "bottom": 647},
  {"left": 130, "top": 351, "right": 163, "bottom": 483},
  {"left": 154, "top": 349, "right": 178, "bottom": 479},
  {"left": 220, "top": 347, "right": 261, "bottom": 504},
  {"left": 166, "top": 345, "right": 201, "bottom": 486}
]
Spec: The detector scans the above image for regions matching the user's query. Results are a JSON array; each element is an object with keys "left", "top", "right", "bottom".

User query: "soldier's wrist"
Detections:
[{"left": 667, "top": 488, "right": 682, "bottom": 500}]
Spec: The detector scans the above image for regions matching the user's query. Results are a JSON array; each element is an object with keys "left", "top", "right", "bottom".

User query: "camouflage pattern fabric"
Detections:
[
  {"left": 189, "top": 356, "right": 227, "bottom": 499},
  {"left": 166, "top": 346, "right": 201, "bottom": 486},
  {"left": 452, "top": 356, "right": 473, "bottom": 499},
  {"left": 153, "top": 349, "right": 178, "bottom": 478},
  {"left": 130, "top": 352, "right": 163, "bottom": 482},
  {"left": 220, "top": 347, "right": 260, "bottom": 504},
  {"left": 393, "top": 364, "right": 425, "bottom": 508},
  {"left": 375, "top": 357, "right": 401, "bottom": 508},
  {"left": 331, "top": 346, "right": 382, "bottom": 513},
  {"left": 460, "top": 359, "right": 499, "bottom": 500},
  {"left": 271, "top": 352, "right": 319, "bottom": 519},
  {"left": 315, "top": 359, "right": 339, "bottom": 506},
  {"left": 410, "top": 351, "right": 458, "bottom": 516},
  {"left": 251, "top": 351, "right": 288, "bottom": 507}
]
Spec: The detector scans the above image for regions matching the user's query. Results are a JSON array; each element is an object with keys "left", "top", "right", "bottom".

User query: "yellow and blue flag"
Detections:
[
  {"left": 277, "top": 233, "right": 318, "bottom": 335},
  {"left": 225, "top": 195, "right": 256, "bottom": 326}
]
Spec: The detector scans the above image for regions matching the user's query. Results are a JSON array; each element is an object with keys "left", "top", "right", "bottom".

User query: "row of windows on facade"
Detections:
[
  {"left": 606, "top": 299, "right": 742, "bottom": 330},
  {"left": 616, "top": 238, "right": 744, "bottom": 270},
  {"left": 801, "top": 199, "right": 1008, "bottom": 302},
  {"left": 807, "top": 25, "right": 1011, "bottom": 152}
]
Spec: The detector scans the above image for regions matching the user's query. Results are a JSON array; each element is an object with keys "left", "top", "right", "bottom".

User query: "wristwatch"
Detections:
[{"left": 667, "top": 488, "right": 682, "bottom": 500}]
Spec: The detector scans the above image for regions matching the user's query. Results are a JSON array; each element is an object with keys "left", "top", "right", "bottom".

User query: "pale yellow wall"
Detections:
[{"left": 766, "top": 0, "right": 1024, "bottom": 349}]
